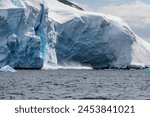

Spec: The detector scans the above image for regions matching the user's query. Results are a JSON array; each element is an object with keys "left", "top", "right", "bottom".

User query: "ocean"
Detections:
[{"left": 0, "top": 69, "right": 150, "bottom": 100}]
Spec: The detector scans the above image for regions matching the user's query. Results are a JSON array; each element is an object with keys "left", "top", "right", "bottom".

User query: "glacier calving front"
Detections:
[{"left": 0, "top": 0, "right": 150, "bottom": 69}]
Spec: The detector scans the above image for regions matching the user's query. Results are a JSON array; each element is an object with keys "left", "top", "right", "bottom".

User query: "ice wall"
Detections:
[{"left": 0, "top": 0, "right": 44, "bottom": 68}]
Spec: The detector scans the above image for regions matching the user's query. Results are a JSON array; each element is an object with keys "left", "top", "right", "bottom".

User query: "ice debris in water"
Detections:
[
  {"left": 144, "top": 68, "right": 150, "bottom": 72},
  {"left": 0, "top": 65, "right": 16, "bottom": 72}
]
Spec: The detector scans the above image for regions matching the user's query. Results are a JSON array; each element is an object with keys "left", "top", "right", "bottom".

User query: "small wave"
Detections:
[{"left": 79, "top": 96, "right": 111, "bottom": 100}]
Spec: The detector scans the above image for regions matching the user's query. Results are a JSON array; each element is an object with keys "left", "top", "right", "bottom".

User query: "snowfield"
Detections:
[{"left": 0, "top": 0, "right": 149, "bottom": 69}]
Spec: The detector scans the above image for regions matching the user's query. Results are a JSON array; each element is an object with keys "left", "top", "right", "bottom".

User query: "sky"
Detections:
[{"left": 70, "top": 0, "right": 150, "bottom": 43}]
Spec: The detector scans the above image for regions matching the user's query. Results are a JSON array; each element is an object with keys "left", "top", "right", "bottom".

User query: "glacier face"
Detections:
[
  {"left": 0, "top": 1, "right": 43, "bottom": 68},
  {"left": 55, "top": 16, "right": 134, "bottom": 68},
  {"left": 0, "top": 0, "right": 150, "bottom": 69}
]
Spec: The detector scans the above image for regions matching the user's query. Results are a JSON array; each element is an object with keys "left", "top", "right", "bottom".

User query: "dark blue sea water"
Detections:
[{"left": 0, "top": 69, "right": 150, "bottom": 100}]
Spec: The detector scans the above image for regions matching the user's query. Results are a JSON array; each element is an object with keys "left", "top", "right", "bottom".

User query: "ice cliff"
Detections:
[{"left": 0, "top": 0, "right": 150, "bottom": 69}]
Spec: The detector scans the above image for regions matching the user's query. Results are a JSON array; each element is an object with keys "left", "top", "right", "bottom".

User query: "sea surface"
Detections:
[{"left": 0, "top": 69, "right": 150, "bottom": 100}]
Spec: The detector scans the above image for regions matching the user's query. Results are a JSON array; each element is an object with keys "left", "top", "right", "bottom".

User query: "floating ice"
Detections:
[
  {"left": 144, "top": 68, "right": 150, "bottom": 72},
  {"left": 0, "top": 65, "right": 16, "bottom": 72}
]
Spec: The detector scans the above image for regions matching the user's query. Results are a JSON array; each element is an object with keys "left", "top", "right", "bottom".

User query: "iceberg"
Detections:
[
  {"left": 0, "top": 0, "right": 150, "bottom": 69},
  {"left": 144, "top": 68, "right": 150, "bottom": 72},
  {"left": 0, "top": 65, "right": 16, "bottom": 72}
]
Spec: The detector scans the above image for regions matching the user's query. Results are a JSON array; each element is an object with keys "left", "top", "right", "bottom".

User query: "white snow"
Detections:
[{"left": 0, "top": 0, "right": 16, "bottom": 8}]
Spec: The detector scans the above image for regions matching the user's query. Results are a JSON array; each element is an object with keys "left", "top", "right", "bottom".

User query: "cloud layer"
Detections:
[
  {"left": 78, "top": 1, "right": 150, "bottom": 42},
  {"left": 99, "top": 1, "right": 150, "bottom": 42}
]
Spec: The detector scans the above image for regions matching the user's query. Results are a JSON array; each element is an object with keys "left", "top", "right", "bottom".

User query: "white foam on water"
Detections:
[{"left": 43, "top": 62, "right": 92, "bottom": 70}]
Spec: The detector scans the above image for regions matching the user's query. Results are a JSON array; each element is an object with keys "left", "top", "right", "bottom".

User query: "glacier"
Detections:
[{"left": 0, "top": 0, "right": 150, "bottom": 69}]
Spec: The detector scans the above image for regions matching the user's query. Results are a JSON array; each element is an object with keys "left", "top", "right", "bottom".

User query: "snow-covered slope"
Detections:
[
  {"left": 0, "top": 0, "right": 16, "bottom": 8},
  {"left": 0, "top": 0, "right": 149, "bottom": 69}
]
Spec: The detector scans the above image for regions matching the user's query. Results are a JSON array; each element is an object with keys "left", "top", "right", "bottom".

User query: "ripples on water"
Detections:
[{"left": 0, "top": 69, "right": 150, "bottom": 100}]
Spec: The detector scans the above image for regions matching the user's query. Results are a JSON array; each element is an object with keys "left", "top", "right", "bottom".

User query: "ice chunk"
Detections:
[
  {"left": 0, "top": 65, "right": 16, "bottom": 72},
  {"left": 144, "top": 68, "right": 150, "bottom": 72}
]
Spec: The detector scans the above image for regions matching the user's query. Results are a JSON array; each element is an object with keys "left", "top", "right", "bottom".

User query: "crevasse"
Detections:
[
  {"left": 35, "top": 1, "right": 47, "bottom": 61},
  {"left": 35, "top": 0, "right": 58, "bottom": 68}
]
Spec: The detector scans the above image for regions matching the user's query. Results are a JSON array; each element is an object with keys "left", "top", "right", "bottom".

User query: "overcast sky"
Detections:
[{"left": 70, "top": 0, "right": 150, "bottom": 43}]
